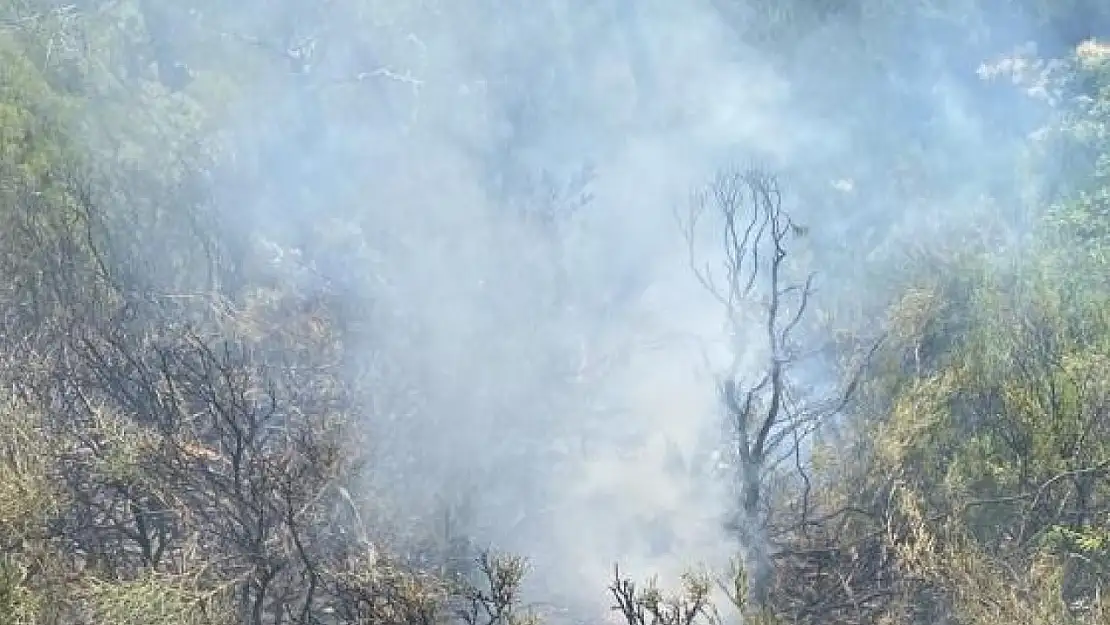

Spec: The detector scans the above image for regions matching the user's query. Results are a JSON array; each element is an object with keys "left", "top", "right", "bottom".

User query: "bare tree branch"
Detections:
[{"left": 679, "top": 167, "right": 881, "bottom": 614}]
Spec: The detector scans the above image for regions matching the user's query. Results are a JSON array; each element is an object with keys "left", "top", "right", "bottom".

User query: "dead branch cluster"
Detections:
[
  {"left": 675, "top": 167, "right": 884, "bottom": 616},
  {"left": 0, "top": 167, "right": 534, "bottom": 625}
]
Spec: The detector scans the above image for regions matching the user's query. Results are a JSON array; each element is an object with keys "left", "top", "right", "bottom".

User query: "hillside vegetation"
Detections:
[{"left": 3, "top": 1, "right": 1110, "bottom": 625}]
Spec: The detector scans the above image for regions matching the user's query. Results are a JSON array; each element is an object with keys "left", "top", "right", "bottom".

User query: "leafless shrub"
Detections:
[
  {"left": 608, "top": 566, "right": 714, "bottom": 625},
  {"left": 454, "top": 551, "right": 537, "bottom": 625},
  {"left": 677, "top": 168, "right": 881, "bottom": 613}
]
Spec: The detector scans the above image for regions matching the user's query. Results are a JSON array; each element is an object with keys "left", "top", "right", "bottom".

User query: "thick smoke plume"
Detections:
[{"left": 81, "top": 0, "right": 1082, "bottom": 619}]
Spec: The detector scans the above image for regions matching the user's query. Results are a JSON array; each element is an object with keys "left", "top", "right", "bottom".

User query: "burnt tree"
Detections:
[{"left": 680, "top": 168, "right": 873, "bottom": 614}]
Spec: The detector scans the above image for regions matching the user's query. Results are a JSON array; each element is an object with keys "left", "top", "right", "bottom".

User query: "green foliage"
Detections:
[
  {"left": 0, "top": 555, "right": 43, "bottom": 625},
  {"left": 76, "top": 571, "right": 234, "bottom": 625},
  {"left": 814, "top": 40, "right": 1110, "bottom": 622},
  {"left": 874, "top": 250, "right": 1110, "bottom": 546},
  {"left": 849, "top": 51, "right": 1110, "bottom": 612},
  {"left": 1010, "top": 41, "right": 1110, "bottom": 267}
]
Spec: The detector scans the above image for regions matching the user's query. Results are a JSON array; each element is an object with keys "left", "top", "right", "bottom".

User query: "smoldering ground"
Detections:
[{"left": 93, "top": 0, "right": 1086, "bottom": 619}]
